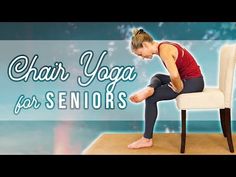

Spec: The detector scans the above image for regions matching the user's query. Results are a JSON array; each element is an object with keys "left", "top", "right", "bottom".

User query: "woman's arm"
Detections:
[{"left": 159, "top": 44, "right": 184, "bottom": 93}]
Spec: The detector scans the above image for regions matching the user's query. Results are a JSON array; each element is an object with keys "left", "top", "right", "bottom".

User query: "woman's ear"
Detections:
[{"left": 142, "top": 41, "right": 149, "bottom": 48}]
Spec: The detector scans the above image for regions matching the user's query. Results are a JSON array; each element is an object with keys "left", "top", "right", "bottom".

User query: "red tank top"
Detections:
[{"left": 158, "top": 41, "right": 202, "bottom": 80}]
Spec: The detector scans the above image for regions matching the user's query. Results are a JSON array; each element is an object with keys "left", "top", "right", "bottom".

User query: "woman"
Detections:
[{"left": 128, "top": 28, "right": 204, "bottom": 149}]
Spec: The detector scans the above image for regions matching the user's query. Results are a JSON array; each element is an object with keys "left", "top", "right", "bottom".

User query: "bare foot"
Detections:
[
  {"left": 128, "top": 136, "right": 153, "bottom": 149},
  {"left": 129, "top": 87, "right": 154, "bottom": 103}
]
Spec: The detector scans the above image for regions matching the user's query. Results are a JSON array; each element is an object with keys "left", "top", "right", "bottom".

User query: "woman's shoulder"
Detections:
[
  {"left": 159, "top": 41, "right": 178, "bottom": 55},
  {"left": 159, "top": 41, "right": 182, "bottom": 46}
]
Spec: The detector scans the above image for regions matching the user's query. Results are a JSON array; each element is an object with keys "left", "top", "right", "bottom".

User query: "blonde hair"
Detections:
[{"left": 131, "top": 28, "right": 153, "bottom": 50}]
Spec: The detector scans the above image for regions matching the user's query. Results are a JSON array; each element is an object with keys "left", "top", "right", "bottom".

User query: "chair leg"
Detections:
[
  {"left": 224, "top": 108, "right": 234, "bottom": 153},
  {"left": 180, "top": 110, "right": 186, "bottom": 153},
  {"left": 219, "top": 109, "right": 227, "bottom": 137}
]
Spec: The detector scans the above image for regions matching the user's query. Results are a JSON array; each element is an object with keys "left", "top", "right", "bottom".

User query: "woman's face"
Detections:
[{"left": 133, "top": 42, "right": 153, "bottom": 60}]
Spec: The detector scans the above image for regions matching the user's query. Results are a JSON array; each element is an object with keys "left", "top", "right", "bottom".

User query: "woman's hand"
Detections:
[{"left": 168, "top": 82, "right": 183, "bottom": 93}]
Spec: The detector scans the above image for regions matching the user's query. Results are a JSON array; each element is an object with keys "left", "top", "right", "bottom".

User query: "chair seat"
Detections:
[{"left": 176, "top": 88, "right": 225, "bottom": 109}]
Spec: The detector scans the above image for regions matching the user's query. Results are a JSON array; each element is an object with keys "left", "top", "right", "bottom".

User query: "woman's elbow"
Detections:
[{"left": 171, "top": 74, "right": 180, "bottom": 81}]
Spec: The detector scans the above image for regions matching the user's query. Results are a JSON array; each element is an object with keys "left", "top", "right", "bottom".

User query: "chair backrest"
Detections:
[{"left": 219, "top": 44, "right": 236, "bottom": 108}]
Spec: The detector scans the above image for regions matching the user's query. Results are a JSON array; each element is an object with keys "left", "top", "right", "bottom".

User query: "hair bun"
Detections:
[
  {"left": 132, "top": 28, "right": 144, "bottom": 36},
  {"left": 132, "top": 28, "right": 139, "bottom": 36},
  {"left": 139, "top": 29, "right": 144, "bottom": 33}
]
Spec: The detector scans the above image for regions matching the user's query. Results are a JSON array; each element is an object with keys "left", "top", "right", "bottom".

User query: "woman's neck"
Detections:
[{"left": 152, "top": 41, "right": 159, "bottom": 55}]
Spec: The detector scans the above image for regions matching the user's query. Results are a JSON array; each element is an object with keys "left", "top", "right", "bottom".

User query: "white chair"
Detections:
[{"left": 176, "top": 44, "right": 236, "bottom": 153}]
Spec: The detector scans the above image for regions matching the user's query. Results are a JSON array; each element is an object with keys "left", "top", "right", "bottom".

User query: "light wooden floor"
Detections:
[{"left": 82, "top": 133, "right": 236, "bottom": 155}]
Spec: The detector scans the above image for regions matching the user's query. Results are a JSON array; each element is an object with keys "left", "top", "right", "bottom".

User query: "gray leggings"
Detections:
[{"left": 144, "top": 74, "right": 204, "bottom": 139}]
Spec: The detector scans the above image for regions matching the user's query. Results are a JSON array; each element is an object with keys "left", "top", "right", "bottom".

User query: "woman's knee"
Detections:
[
  {"left": 152, "top": 74, "right": 164, "bottom": 80},
  {"left": 152, "top": 74, "right": 170, "bottom": 84},
  {"left": 148, "top": 75, "right": 162, "bottom": 88}
]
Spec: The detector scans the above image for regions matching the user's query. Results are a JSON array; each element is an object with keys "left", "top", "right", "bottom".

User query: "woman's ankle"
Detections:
[
  {"left": 142, "top": 136, "right": 152, "bottom": 142},
  {"left": 146, "top": 87, "right": 154, "bottom": 96}
]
